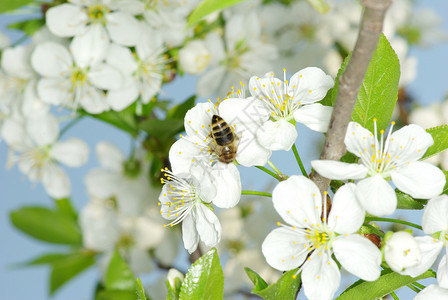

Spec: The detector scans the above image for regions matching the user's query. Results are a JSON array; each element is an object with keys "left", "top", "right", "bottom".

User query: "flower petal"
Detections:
[
  {"left": 256, "top": 119, "right": 297, "bottom": 151},
  {"left": 106, "top": 78, "right": 139, "bottom": 111},
  {"left": 196, "top": 203, "right": 221, "bottom": 247},
  {"left": 210, "top": 164, "right": 241, "bottom": 208},
  {"left": 311, "top": 160, "right": 368, "bottom": 180},
  {"left": 51, "top": 138, "right": 89, "bottom": 167},
  {"left": 79, "top": 85, "right": 109, "bottom": 114},
  {"left": 388, "top": 124, "right": 434, "bottom": 163},
  {"left": 328, "top": 183, "right": 365, "bottom": 234},
  {"left": 261, "top": 227, "right": 307, "bottom": 271},
  {"left": 422, "top": 195, "right": 448, "bottom": 234},
  {"left": 302, "top": 252, "right": 340, "bottom": 300},
  {"left": 288, "top": 67, "right": 334, "bottom": 104},
  {"left": 437, "top": 254, "right": 448, "bottom": 289},
  {"left": 169, "top": 137, "right": 203, "bottom": 174},
  {"left": 344, "top": 122, "right": 375, "bottom": 157},
  {"left": 218, "top": 97, "right": 270, "bottom": 126},
  {"left": 333, "top": 234, "right": 381, "bottom": 281},
  {"left": 294, "top": 103, "right": 333, "bottom": 133},
  {"left": 196, "top": 66, "right": 226, "bottom": 97},
  {"left": 96, "top": 141, "right": 125, "bottom": 171},
  {"left": 2, "top": 46, "right": 33, "bottom": 78},
  {"left": 31, "top": 42, "right": 72, "bottom": 77},
  {"left": 42, "top": 164, "right": 71, "bottom": 199},
  {"left": 106, "top": 43, "right": 137, "bottom": 75},
  {"left": 401, "top": 236, "right": 443, "bottom": 277},
  {"left": 414, "top": 284, "right": 448, "bottom": 300},
  {"left": 184, "top": 102, "right": 216, "bottom": 138},
  {"left": 70, "top": 24, "right": 109, "bottom": 68},
  {"left": 88, "top": 63, "right": 123, "bottom": 90},
  {"left": 391, "top": 161, "right": 446, "bottom": 199},
  {"left": 85, "top": 169, "right": 120, "bottom": 199},
  {"left": 355, "top": 175, "right": 397, "bottom": 216},
  {"left": 236, "top": 127, "right": 271, "bottom": 167},
  {"left": 272, "top": 175, "right": 322, "bottom": 228},
  {"left": 26, "top": 112, "right": 59, "bottom": 146},
  {"left": 46, "top": 4, "right": 87, "bottom": 37},
  {"left": 106, "top": 12, "right": 140, "bottom": 46},
  {"left": 36, "top": 78, "right": 71, "bottom": 105},
  {"left": 182, "top": 213, "right": 199, "bottom": 254}
]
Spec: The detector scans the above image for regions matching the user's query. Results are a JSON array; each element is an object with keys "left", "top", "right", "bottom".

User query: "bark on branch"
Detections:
[{"left": 312, "top": 0, "right": 392, "bottom": 193}]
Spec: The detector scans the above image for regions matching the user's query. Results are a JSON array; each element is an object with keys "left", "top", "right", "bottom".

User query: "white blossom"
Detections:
[
  {"left": 262, "top": 176, "right": 381, "bottom": 300},
  {"left": 312, "top": 121, "right": 446, "bottom": 216},
  {"left": 178, "top": 40, "right": 210, "bottom": 75},
  {"left": 384, "top": 231, "right": 422, "bottom": 273},
  {"left": 248, "top": 68, "right": 333, "bottom": 151},
  {"left": 158, "top": 165, "right": 222, "bottom": 253},
  {"left": 1, "top": 112, "right": 89, "bottom": 198}
]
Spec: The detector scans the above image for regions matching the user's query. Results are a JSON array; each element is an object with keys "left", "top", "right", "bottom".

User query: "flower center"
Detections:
[
  {"left": 117, "top": 233, "right": 135, "bottom": 249},
  {"left": 87, "top": 5, "right": 109, "bottom": 24},
  {"left": 305, "top": 225, "right": 333, "bottom": 251},
  {"left": 360, "top": 119, "right": 397, "bottom": 178},
  {"left": 70, "top": 68, "right": 88, "bottom": 91},
  {"left": 159, "top": 169, "right": 202, "bottom": 227}
]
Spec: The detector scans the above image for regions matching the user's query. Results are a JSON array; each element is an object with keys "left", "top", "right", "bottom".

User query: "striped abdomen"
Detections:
[{"left": 211, "top": 114, "right": 234, "bottom": 146}]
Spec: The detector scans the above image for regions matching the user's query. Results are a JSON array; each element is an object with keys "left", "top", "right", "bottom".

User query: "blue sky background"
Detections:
[{"left": 0, "top": 1, "right": 447, "bottom": 299}]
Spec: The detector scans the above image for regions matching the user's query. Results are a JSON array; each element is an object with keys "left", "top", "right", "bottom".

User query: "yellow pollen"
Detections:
[{"left": 277, "top": 222, "right": 281, "bottom": 226}]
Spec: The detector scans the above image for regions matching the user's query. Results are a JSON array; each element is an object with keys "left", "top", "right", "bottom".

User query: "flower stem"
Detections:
[
  {"left": 60, "top": 115, "right": 84, "bottom": 137},
  {"left": 363, "top": 223, "right": 385, "bottom": 237},
  {"left": 267, "top": 160, "right": 282, "bottom": 175},
  {"left": 390, "top": 291, "right": 400, "bottom": 300},
  {"left": 412, "top": 282, "right": 426, "bottom": 290},
  {"left": 242, "top": 191, "right": 272, "bottom": 198},
  {"left": 255, "top": 166, "right": 278, "bottom": 179},
  {"left": 406, "top": 284, "right": 421, "bottom": 293},
  {"left": 364, "top": 217, "right": 423, "bottom": 231},
  {"left": 291, "top": 144, "right": 308, "bottom": 177}
]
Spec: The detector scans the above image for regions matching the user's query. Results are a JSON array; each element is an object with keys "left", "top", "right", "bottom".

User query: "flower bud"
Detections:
[
  {"left": 384, "top": 231, "right": 422, "bottom": 272},
  {"left": 167, "top": 268, "right": 184, "bottom": 288},
  {"left": 178, "top": 40, "right": 210, "bottom": 75}
]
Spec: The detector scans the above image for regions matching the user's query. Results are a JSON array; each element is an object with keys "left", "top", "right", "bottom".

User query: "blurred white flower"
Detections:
[
  {"left": 1, "top": 112, "right": 89, "bottom": 198},
  {"left": 384, "top": 231, "right": 422, "bottom": 273},
  {"left": 197, "top": 12, "right": 278, "bottom": 97},
  {"left": 178, "top": 40, "right": 210, "bottom": 75},
  {"left": 312, "top": 121, "right": 446, "bottom": 216},
  {"left": 167, "top": 268, "right": 184, "bottom": 288},
  {"left": 409, "top": 101, "right": 448, "bottom": 170},
  {"left": 0, "top": 45, "right": 48, "bottom": 117},
  {"left": 106, "top": 23, "right": 166, "bottom": 110},
  {"left": 248, "top": 68, "right": 333, "bottom": 151},
  {"left": 46, "top": 0, "right": 141, "bottom": 46},
  {"left": 31, "top": 41, "right": 123, "bottom": 114},
  {"left": 85, "top": 141, "right": 153, "bottom": 216},
  {"left": 0, "top": 31, "right": 10, "bottom": 49},
  {"left": 262, "top": 176, "right": 381, "bottom": 300}
]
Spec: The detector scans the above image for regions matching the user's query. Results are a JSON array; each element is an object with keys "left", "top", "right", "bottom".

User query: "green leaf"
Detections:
[
  {"left": 54, "top": 198, "right": 78, "bottom": 221},
  {"left": 179, "top": 248, "right": 223, "bottom": 300},
  {"left": 136, "top": 278, "right": 147, "bottom": 300},
  {"left": 12, "top": 253, "right": 69, "bottom": 268},
  {"left": 306, "top": 0, "right": 329, "bottom": 14},
  {"left": 10, "top": 206, "right": 82, "bottom": 245},
  {"left": 251, "top": 268, "right": 301, "bottom": 299},
  {"left": 50, "top": 251, "right": 96, "bottom": 294},
  {"left": 105, "top": 250, "right": 136, "bottom": 292},
  {"left": 421, "top": 125, "right": 448, "bottom": 160},
  {"left": 245, "top": 267, "right": 268, "bottom": 292},
  {"left": 0, "top": 0, "right": 33, "bottom": 13},
  {"left": 166, "top": 95, "right": 196, "bottom": 120},
  {"left": 396, "top": 190, "right": 426, "bottom": 210},
  {"left": 351, "top": 34, "right": 400, "bottom": 133},
  {"left": 336, "top": 269, "right": 435, "bottom": 299},
  {"left": 187, "top": 0, "right": 245, "bottom": 27},
  {"left": 139, "top": 119, "right": 184, "bottom": 140},
  {"left": 96, "top": 290, "right": 137, "bottom": 300},
  {"left": 320, "top": 52, "right": 351, "bottom": 107},
  {"left": 7, "top": 18, "right": 45, "bottom": 36}
]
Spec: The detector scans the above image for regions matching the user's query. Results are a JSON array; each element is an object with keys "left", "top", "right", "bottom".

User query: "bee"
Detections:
[{"left": 210, "top": 114, "right": 240, "bottom": 164}]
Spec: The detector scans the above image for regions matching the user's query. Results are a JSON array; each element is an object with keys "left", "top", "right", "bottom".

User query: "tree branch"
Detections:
[{"left": 311, "top": 0, "right": 391, "bottom": 193}]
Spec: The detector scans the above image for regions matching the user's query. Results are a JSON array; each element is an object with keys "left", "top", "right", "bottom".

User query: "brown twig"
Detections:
[
  {"left": 311, "top": 0, "right": 392, "bottom": 194},
  {"left": 189, "top": 247, "right": 203, "bottom": 263}
]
